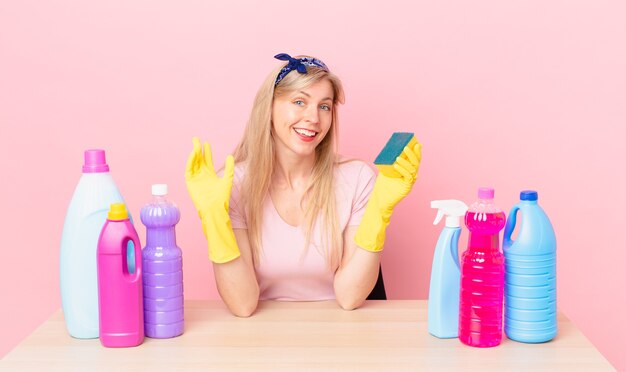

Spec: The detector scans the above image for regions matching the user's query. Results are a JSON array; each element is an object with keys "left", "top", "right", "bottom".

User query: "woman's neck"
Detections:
[{"left": 273, "top": 151, "right": 316, "bottom": 191}]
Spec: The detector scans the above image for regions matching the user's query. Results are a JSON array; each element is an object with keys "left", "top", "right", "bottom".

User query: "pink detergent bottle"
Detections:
[
  {"left": 459, "top": 187, "right": 506, "bottom": 347},
  {"left": 97, "top": 203, "right": 144, "bottom": 347}
]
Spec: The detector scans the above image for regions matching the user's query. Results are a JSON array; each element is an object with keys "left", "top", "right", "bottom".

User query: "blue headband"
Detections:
[{"left": 274, "top": 53, "right": 329, "bottom": 86}]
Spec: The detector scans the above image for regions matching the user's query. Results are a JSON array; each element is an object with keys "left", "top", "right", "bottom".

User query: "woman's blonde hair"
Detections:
[{"left": 233, "top": 56, "right": 346, "bottom": 271}]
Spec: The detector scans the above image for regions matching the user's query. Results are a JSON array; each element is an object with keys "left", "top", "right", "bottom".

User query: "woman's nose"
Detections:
[{"left": 305, "top": 105, "right": 320, "bottom": 123}]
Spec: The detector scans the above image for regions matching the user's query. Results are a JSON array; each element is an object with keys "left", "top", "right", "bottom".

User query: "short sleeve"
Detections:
[{"left": 344, "top": 161, "right": 376, "bottom": 227}]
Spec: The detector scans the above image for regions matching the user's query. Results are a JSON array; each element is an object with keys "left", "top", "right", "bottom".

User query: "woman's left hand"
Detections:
[
  {"left": 371, "top": 142, "right": 422, "bottom": 212},
  {"left": 354, "top": 141, "right": 422, "bottom": 252}
]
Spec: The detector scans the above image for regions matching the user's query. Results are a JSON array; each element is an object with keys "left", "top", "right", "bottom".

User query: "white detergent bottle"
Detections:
[
  {"left": 428, "top": 199, "right": 468, "bottom": 338},
  {"left": 60, "top": 149, "right": 127, "bottom": 339}
]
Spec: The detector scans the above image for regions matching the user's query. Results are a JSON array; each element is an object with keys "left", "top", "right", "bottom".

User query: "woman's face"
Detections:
[{"left": 271, "top": 79, "right": 334, "bottom": 159}]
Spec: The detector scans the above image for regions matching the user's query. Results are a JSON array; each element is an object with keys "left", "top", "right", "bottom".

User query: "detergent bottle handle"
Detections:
[
  {"left": 503, "top": 204, "right": 520, "bottom": 248},
  {"left": 123, "top": 235, "right": 142, "bottom": 282}
]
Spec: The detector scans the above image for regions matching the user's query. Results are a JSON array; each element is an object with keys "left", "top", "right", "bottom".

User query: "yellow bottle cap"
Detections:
[{"left": 108, "top": 203, "right": 129, "bottom": 220}]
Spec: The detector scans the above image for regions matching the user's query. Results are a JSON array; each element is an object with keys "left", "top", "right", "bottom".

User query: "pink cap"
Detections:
[
  {"left": 82, "top": 149, "right": 110, "bottom": 173},
  {"left": 477, "top": 187, "right": 494, "bottom": 199}
]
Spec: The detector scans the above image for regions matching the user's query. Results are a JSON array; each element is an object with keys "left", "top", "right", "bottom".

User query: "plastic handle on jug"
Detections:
[
  {"left": 122, "top": 236, "right": 142, "bottom": 282},
  {"left": 503, "top": 204, "right": 520, "bottom": 247}
]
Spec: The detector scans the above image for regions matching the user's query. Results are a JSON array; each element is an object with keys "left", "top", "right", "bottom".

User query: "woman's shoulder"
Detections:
[
  {"left": 233, "top": 161, "right": 247, "bottom": 175},
  {"left": 231, "top": 161, "right": 248, "bottom": 186},
  {"left": 217, "top": 161, "right": 247, "bottom": 184},
  {"left": 335, "top": 156, "right": 376, "bottom": 180}
]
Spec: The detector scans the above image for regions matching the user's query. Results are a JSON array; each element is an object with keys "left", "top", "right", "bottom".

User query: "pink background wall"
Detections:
[{"left": 1, "top": 0, "right": 624, "bottom": 369}]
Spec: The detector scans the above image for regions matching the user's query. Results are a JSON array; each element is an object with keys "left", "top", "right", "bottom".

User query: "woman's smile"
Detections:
[{"left": 293, "top": 127, "right": 318, "bottom": 141}]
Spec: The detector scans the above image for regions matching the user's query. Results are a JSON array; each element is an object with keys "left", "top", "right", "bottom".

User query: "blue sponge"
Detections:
[{"left": 373, "top": 132, "right": 416, "bottom": 177}]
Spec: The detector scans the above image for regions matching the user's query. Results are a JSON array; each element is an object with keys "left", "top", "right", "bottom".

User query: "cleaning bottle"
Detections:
[
  {"left": 141, "top": 184, "right": 184, "bottom": 338},
  {"left": 97, "top": 203, "right": 144, "bottom": 347},
  {"left": 503, "top": 190, "right": 557, "bottom": 343},
  {"left": 459, "top": 187, "right": 506, "bottom": 347},
  {"left": 60, "top": 149, "right": 127, "bottom": 339},
  {"left": 428, "top": 199, "right": 468, "bottom": 338}
]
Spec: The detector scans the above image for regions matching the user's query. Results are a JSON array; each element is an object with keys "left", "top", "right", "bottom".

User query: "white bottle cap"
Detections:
[{"left": 152, "top": 184, "right": 168, "bottom": 196}]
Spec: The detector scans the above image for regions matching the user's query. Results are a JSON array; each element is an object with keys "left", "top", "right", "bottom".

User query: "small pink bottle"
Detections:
[
  {"left": 458, "top": 187, "right": 506, "bottom": 347},
  {"left": 97, "top": 203, "right": 144, "bottom": 347}
]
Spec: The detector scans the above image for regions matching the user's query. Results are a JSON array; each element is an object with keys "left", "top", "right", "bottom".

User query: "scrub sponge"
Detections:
[{"left": 373, "top": 132, "right": 417, "bottom": 178}]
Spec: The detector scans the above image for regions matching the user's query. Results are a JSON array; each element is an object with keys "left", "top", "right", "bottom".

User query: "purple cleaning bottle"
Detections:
[{"left": 141, "top": 184, "right": 184, "bottom": 338}]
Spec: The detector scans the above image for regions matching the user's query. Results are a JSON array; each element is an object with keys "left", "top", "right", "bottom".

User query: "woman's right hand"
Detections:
[
  {"left": 185, "top": 137, "right": 240, "bottom": 263},
  {"left": 185, "top": 137, "right": 235, "bottom": 218}
]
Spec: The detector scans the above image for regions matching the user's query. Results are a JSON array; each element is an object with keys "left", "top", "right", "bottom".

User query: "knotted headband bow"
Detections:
[{"left": 274, "top": 53, "right": 329, "bottom": 86}]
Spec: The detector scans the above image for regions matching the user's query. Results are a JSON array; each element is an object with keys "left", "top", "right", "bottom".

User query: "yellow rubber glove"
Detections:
[
  {"left": 185, "top": 137, "right": 240, "bottom": 263},
  {"left": 354, "top": 141, "right": 422, "bottom": 252}
]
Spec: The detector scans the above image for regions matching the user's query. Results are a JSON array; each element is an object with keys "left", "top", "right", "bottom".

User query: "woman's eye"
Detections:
[
  {"left": 321, "top": 104, "right": 331, "bottom": 111},
  {"left": 294, "top": 100, "right": 305, "bottom": 106}
]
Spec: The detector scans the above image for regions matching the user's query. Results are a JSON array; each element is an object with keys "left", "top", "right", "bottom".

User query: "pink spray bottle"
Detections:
[{"left": 97, "top": 203, "right": 144, "bottom": 347}]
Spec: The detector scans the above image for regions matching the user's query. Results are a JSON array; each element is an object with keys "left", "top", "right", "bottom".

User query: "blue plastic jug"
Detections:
[{"left": 502, "top": 190, "right": 557, "bottom": 343}]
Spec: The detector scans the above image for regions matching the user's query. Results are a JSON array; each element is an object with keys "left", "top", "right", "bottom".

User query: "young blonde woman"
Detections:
[{"left": 185, "top": 53, "right": 422, "bottom": 317}]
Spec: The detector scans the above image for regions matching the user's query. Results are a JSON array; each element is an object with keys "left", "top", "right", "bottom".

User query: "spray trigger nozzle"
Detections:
[
  {"left": 430, "top": 200, "right": 468, "bottom": 228},
  {"left": 433, "top": 210, "right": 444, "bottom": 225}
]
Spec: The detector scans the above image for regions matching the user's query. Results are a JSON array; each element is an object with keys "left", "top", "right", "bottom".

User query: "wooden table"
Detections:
[{"left": 0, "top": 300, "right": 614, "bottom": 371}]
